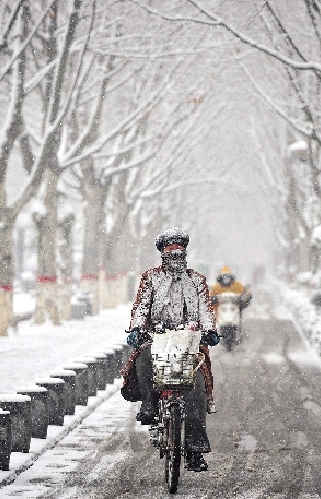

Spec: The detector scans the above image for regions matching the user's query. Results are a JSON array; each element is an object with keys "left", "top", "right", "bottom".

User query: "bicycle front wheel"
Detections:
[{"left": 167, "top": 404, "right": 182, "bottom": 494}]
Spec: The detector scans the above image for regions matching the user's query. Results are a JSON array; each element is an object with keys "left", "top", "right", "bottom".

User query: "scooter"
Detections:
[{"left": 212, "top": 292, "right": 241, "bottom": 351}]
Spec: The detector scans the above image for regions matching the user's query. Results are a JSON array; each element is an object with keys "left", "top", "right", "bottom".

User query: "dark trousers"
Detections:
[{"left": 135, "top": 346, "right": 211, "bottom": 453}]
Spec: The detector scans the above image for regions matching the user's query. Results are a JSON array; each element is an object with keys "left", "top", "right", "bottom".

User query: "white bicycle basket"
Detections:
[{"left": 151, "top": 329, "right": 202, "bottom": 387}]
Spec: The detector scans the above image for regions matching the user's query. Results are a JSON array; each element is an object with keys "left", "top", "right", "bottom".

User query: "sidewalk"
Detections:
[
  {"left": 0, "top": 304, "right": 132, "bottom": 488},
  {"left": 0, "top": 381, "right": 122, "bottom": 488},
  {"left": 0, "top": 384, "right": 143, "bottom": 497},
  {"left": 0, "top": 304, "right": 131, "bottom": 393}
]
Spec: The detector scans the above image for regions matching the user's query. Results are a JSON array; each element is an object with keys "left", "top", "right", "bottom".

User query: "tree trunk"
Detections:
[
  {"left": 0, "top": 3, "right": 30, "bottom": 336},
  {"left": 0, "top": 205, "right": 14, "bottom": 336},
  {"left": 81, "top": 161, "right": 106, "bottom": 315},
  {"left": 33, "top": 169, "right": 60, "bottom": 325},
  {"left": 59, "top": 214, "right": 75, "bottom": 320}
]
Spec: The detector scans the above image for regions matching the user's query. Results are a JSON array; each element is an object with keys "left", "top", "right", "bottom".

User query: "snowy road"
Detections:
[{"left": 3, "top": 312, "right": 321, "bottom": 497}]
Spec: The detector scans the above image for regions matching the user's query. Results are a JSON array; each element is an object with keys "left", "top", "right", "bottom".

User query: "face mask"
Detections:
[
  {"left": 161, "top": 249, "right": 187, "bottom": 274},
  {"left": 222, "top": 275, "right": 232, "bottom": 286}
]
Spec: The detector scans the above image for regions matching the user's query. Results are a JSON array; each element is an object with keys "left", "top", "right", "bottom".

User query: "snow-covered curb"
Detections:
[
  {"left": 0, "top": 305, "right": 132, "bottom": 488},
  {"left": 0, "top": 380, "right": 122, "bottom": 488},
  {"left": 275, "top": 281, "right": 321, "bottom": 356}
]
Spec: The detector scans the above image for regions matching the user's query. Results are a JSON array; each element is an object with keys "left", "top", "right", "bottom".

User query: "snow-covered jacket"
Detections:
[
  {"left": 123, "top": 266, "right": 216, "bottom": 413},
  {"left": 130, "top": 266, "right": 216, "bottom": 331}
]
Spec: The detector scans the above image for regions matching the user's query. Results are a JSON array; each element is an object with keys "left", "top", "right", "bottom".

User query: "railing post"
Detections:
[
  {"left": 109, "top": 343, "right": 126, "bottom": 377},
  {"left": 62, "top": 363, "right": 89, "bottom": 406},
  {"left": 16, "top": 386, "right": 49, "bottom": 439},
  {"left": 49, "top": 370, "right": 77, "bottom": 415},
  {"left": 72, "top": 357, "right": 100, "bottom": 397},
  {"left": 96, "top": 347, "right": 116, "bottom": 384},
  {"left": 35, "top": 378, "right": 65, "bottom": 426},
  {"left": 88, "top": 352, "right": 108, "bottom": 390},
  {"left": 0, "top": 394, "right": 32, "bottom": 453},
  {"left": 0, "top": 408, "right": 11, "bottom": 470}
]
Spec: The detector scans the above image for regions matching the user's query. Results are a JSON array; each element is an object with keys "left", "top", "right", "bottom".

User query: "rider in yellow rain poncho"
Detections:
[
  {"left": 210, "top": 265, "right": 248, "bottom": 296},
  {"left": 210, "top": 265, "right": 252, "bottom": 321}
]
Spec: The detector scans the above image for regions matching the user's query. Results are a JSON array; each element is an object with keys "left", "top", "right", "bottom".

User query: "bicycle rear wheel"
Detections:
[{"left": 167, "top": 404, "right": 182, "bottom": 494}]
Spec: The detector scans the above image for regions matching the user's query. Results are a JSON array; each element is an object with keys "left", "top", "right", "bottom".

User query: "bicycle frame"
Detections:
[
  {"left": 149, "top": 388, "right": 187, "bottom": 494},
  {"left": 149, "top": 328, "right": 202, "bottom": 494},
  {"left": 159, "top": 390, "right": 185, "bottom": 450}
]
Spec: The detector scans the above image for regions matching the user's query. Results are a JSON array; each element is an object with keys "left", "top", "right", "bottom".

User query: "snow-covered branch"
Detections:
[
  {"left": 0, "top": 1, "right": 56, "bottom": 82},
  {"left": 129, "top": 0, "right": 321, "bottom": 74},
  {"left": 0, "top": 0, "right": 24, "bottom": 50},
  {"left": 238, "top": 60, "right": 313, "bottom": 137}
]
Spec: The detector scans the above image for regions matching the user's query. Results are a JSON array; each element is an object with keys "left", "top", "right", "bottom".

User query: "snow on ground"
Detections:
[
  {"left": 0, "top": 302, "right": 135, "bottom": 491},
  {"left": 273, "top": 279, "right": 321, "bottom": 363},
  {"left": 0, "top": 384, "right": 139, "bottom": 497},
  {"left": 2, "top": 281, "right": 321, "bottom": 494},
  {"left": 0, "top": 304, "right": 131, "bottom": 393},
  {"left": 246, "top": 278, "right": 321, "bottom": 357},
  {"left": 0, "top": 382, "right": 122, "bottom": 484},
  {"left": 13, "top": 293, "right": 35, "bottom": 318}
]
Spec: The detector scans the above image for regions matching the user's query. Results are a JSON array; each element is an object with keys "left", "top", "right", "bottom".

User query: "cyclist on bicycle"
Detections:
[{"left": 121, "top": 227, "right": 220, "bottom": 472}]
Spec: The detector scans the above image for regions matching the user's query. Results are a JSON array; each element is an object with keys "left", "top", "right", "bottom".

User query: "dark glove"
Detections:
[
  {"left": 240, "top": 292, "right": 252, "bottom": 309},
  {"left": 211, "top": 295, "right": 218, "bottom": 306},
  {"left": 126, "top": 328, "right": 149, "bottom": 349},
  {"left": 200, "top": 330, "right": 220, "bottom": 346}
]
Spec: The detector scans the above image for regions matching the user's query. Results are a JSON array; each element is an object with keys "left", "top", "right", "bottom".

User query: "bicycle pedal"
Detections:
[
  {"left": 149, "top": 434, "right": 159, "bottom": 445},
  {"left": 149, "top": 424, "right": 159, "bottom": 447}
]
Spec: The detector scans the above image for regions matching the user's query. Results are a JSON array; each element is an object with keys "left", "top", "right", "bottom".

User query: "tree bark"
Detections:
[
  {"left": 0, "top": 199, "right": 14, "bottom": 336},
  {"left": 81, "top": 160, "right": 107, "bottom": 315},
  {"left": 0, "top": 3, "right": 29, "bottom": 335},
  {"left": 59, "top": 214, "right": 75, "bottom": 320},
  {"left": 33, "top": 169, "right": 60, "bottom": 325}
]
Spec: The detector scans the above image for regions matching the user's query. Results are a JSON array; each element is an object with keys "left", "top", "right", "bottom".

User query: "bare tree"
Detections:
[
  {"left": 0, "top": 1, "right": 56, "bottom": 335},
  {"left": 127, "top": 0, "right": 321, "bottom": 279}
]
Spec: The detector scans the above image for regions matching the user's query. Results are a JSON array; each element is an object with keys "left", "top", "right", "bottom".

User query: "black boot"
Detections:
[
  {"left": 196, "top": 454, "right": 208, "bottom": 471},
  {"left": 136, "top": 401, "right": 157, "bottom": 425},
  {"left": 185, "top": 452, "right": 208, "bottom": 472}
]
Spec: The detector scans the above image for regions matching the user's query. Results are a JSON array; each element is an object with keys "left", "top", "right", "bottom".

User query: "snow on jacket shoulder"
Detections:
[{"left": 129, "top": 266, "right": 215, "bottom": 330}]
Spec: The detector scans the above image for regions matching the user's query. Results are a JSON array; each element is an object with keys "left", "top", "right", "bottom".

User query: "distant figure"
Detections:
[
  {"left": 210, "top": 266, "right": 251, "bottom": 309},
  {"left": 210, "top": 266, "right": 252, "bottom": 347}
]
